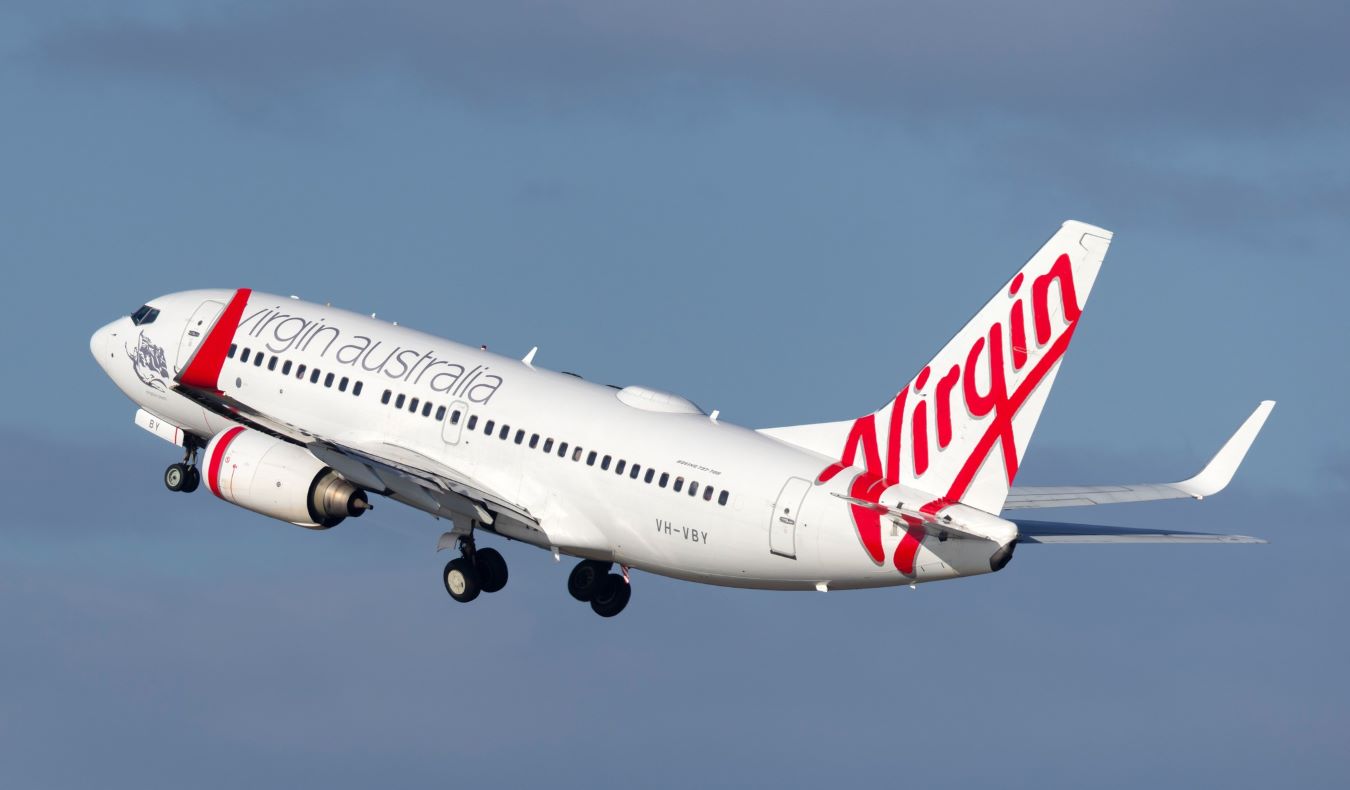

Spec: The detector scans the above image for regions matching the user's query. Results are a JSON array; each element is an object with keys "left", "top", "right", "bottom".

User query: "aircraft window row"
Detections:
[
  {"left": 227, "top": 345, "right": 364, "bottom": 396},
  {"left": 130, "top": 305, "right": 160, "bottom": 325},
  {"left": 379, "top": 389, "right": 458, "bottom": 423},
  {"left": 471, "top": 417, "right": 730, "bottom": 506}
]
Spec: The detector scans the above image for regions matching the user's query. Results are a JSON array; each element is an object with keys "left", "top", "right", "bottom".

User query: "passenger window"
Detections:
[
  {"left": 310, "top": 369, "right": 321, "bottom": 384},
  {"left": 688, "top": 480, "right": 699, "bottom": 497},
  {"left": 395, "top": 393, "right": 406, "bottom": 408},
  {"left": 543, "top": 438, "right": 553, "bottom": 452},
  {"left": 659, "top": 473, "right": 669, "bottom": 488},
  {"left": 557, "top": 442, "right": 568, "bottom": 457},
  {"left": 468, "top": 415, "right": 478, "bottom": 430},
  {"left": 353, "top": 381, "right": 363, "bottom": 396},
  {"left": 228, "top": 344, "right": 237, "bottom": 359},
  {"left": 485, "top": 420, "right": 495, "bottom": 434},
  {"left": 573, "top": 447, "right": 583, "bottom": 462},
  {"left": 601, "top": 455, "right": 611, "bottom": 471},
  {"left": 587, "top": 451, "right": 597, "bottom": 466},
  {"left": 240, "top": 349, "right": 251, "bottom": 363},
  {"left": 422, "top": 402, "right": 432, "bottom": 417},
  {"left": 703, "top": 485, "right": 714, "bottom": 501},
  {"left": 499, "top": 425, "right": 509, "bottom": 440},
  {"left": 409, "top": 397, "right": 419, "bottom": 412},
  {"left": 718, "top": 490, "right": 729, "bottom": 506},
  {"left": 674, "top": 477, "right": 684, "bottom": 493},
  {"left": 254, "top": 353, "right": 264, "bottom": 367},
  {"left": 282, "top": 360, "right": 292, "bottom": 375},
  {"left": 450, "top": 410, "right": 462, "bottom": 425},
  {"left": 382, "top": 390, "right": 392, "bottom": 405},
  {"left": 296, "top": 364, "right": 307, "bottom": 379},
  {"left": 435, "top": 405, "right": 446, "bottom": 421},
  {"left": 630, "top": 464, "right": 640, "bottom": 480},
  {"left": 644, "top": 469, "right": 655, "bottom": 484},
  {"left": 339, "top": 376, "right": 349, "bottom": 392},
  {"left": 324, "top": 372, "right": 335, "bottom": 387},
  {"left": 615, "top": 460, "right": 626, "bottom": 475},
  {"left": 529, "top": 434, "right": 539, "bottom": 449},
  {"left": 267, "top": 356, "right": 278, "bottom": 371}
]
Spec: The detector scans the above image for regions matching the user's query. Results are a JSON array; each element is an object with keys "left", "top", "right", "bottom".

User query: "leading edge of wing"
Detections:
[
  {"left": 1015, "top": 519, "right": 1266, "bottom": 544},
  {"left": 1004, "top": 401, "right": 1275, "bottom": 510}
]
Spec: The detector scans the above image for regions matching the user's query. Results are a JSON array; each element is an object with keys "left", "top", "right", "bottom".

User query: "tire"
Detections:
[
  {"left": 443, "top": 557, "right": 481, "bottom": 603},
  {"left": 567, "top": 560, "right": 610, "bottom": 602},
  {"left": 590, "top": 573, "right": 631, "bottom": 618},
  {"left": 164, "top": 463, "right": 187, "bottom": 492},
  {"left": 475, "top": 547, "right": 508, "bottom": 594},
  {"left": 180, "top": 467, "right": 201, "bottom": 494}
]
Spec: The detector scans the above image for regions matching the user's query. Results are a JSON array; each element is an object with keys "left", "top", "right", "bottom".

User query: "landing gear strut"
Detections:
[
  {"left": 441, "top": 529, "right": 509, "bottom": 604},
  {"left": 568, "top": 560, "right": 631, "bottom": 617},
  {"left": 164, "top": 445, "right": 200, "bottom": 494}
]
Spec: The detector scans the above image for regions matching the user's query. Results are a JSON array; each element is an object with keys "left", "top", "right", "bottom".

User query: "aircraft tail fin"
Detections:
[{"left": 762, "top": 220, "right": 1113, "bottom": 515}]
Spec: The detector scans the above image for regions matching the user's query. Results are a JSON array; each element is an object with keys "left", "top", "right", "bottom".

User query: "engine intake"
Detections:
[{"left": 203, "top": 427, "right": 369, "bottom": 529}]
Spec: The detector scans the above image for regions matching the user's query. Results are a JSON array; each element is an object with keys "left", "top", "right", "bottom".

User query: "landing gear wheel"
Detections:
[
  {"left": 568, "top": 560, "right": 612, "bottom": 602},
  {"left": 589, "top": 573, "right": 631, "bottom": 618},
  {"left": 443, "top": 557, "right": 481, "bottom": 603},
  {"left": 180, "top": 467, "right": 201, "bottom": 494},
  {"left": 164, "top": 463, "right": 189, "bottom": 492},
  {"left": 474, "top": 547, "right": 508, "bottom": 593}
]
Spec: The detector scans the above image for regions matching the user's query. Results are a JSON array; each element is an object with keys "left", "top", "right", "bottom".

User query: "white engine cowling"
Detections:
[{"left": 202, "top": 427, "right": 369, "bottom": 529}]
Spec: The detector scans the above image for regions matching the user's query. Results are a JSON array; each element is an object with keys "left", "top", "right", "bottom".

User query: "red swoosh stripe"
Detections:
[
  {"left": 178, "top": 288, "right": 252, "bottom": 392},
  {"left": 207, "top": 426, "right": 246, "bottom": 498}
]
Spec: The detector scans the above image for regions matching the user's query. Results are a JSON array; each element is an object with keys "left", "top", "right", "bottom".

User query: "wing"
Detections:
[
  {"left": 1014, "top": 519, "right": 1265, "bottom": 544},
  {"left": 1004, "top": 401, "right": 1275, "bottom": 510}
]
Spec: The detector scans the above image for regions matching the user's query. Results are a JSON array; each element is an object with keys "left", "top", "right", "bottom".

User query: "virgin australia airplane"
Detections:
[{"left": 90, "top": 221, "right": 1273, "bottom": 617}]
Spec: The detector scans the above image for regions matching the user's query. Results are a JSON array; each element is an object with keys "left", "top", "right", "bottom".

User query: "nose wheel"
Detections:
[
  {"left": 164, "top": 445, "right": 201, "bottom": 493},
  {"left": 567, "top": 560, "right": 631, "bottom": 617}
]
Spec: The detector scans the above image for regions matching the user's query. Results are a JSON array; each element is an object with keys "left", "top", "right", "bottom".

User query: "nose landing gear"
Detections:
[{"left": 164, "top": 445, "right": 200, "bottom": 493}]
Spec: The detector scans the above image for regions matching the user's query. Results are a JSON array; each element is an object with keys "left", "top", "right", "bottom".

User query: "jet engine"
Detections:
[{"left": 202, "top": 427, "right": 369, "bottom": 529}]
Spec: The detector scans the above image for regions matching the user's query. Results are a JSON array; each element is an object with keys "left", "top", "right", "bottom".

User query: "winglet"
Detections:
[
  {"left": 177, "top": 288, "right": 252, "bottom": 392},
  {"left": 1174, "top": 401, "right": 1275, "bottom": 498}
]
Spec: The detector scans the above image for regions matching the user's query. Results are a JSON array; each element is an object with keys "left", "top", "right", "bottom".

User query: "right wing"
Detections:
[{"left": 1004, "top": 401, "right": 1275, "bottom": 510}]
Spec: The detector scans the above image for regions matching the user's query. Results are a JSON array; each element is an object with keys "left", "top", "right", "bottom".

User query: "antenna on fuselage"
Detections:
[{"left": 522, "top": 346, "right": 538, "bottom": 367}]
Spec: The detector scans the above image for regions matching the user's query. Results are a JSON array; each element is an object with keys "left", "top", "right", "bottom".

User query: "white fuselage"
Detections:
[{"left": 92, "top": 290, "right": 1005, "bottom": 591}]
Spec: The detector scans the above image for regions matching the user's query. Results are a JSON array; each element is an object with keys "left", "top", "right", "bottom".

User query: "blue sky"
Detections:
[{"left": 3, "top": 1, "right": 1347, "bottom": 787}]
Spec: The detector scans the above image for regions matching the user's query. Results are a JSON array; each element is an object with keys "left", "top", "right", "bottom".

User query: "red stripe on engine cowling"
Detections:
[
  {"left": 178, "top": 288, "right": 252, "bottom": 392},
  {"left": 207, "top": 426, "right": 246, "bottom": 499}
]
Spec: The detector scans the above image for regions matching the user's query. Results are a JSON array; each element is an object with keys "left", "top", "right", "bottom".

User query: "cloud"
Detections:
[{"left": 30, "top": 0, "right": 1350, "bottom": 133}]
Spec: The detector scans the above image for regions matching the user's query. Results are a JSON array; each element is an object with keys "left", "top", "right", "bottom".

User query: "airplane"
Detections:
[{"left": 89, "top": 220, "right": 1273, "bottom": 617}]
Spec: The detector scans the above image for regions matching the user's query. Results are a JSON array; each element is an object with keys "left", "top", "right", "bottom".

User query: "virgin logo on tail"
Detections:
[{"left": 820, "top": 253, "right": 1083, "bottom": 574}]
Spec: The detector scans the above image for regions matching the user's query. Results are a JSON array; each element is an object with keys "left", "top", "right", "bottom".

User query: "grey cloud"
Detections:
[{"left": 30, "top": 0, "right": 1350, "bottom": 132}]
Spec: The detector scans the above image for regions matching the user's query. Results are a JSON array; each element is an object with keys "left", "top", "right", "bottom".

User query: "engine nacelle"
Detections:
[{"left": 202, "top": 427, "right": 369, "bottom": 529}]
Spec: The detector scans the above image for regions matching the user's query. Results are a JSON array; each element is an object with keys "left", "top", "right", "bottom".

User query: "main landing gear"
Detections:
[
  {"left": 568, "top": 560, "right": 631, "bottom": 618},
  {"left": 442, "top": 532, "right": 509, "bottom": 604},
  {"left": 164, "top": 445, "right": 200, "bottom": 494}
]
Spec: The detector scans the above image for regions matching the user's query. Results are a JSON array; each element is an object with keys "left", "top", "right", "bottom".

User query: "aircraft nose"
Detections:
[{"left": 90, "top": 320, "right": 118, "bottom": 367}]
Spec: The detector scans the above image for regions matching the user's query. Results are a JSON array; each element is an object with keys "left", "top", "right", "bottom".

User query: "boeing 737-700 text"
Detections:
[{"left": 90, "top": 221, "right": 1273, "bottom": 617}]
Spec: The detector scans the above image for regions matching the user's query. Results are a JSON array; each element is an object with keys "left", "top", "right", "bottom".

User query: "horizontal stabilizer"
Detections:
[
  {"left": 1004, "top": 401, "right": 1274, "bottom": 510},
  {"left": 1016, "top": 519, "right": 1265, "bottom": 544}
]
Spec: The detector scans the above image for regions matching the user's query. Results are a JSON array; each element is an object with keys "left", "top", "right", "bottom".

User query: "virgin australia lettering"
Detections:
[
  {"left": 90, "top": 221, "right": 1274, "bottom": 618},
  {"left": 238, "top": 305, "right": 504, "bottom": 402}
]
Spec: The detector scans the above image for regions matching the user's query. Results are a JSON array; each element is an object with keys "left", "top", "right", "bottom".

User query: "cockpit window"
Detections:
[{"left": 130, "top": 305, "right": 160, "bottom": 326}]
